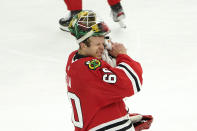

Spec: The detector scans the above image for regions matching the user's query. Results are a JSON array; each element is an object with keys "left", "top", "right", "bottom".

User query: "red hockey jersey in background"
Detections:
[{"left": 66, "top": 50, "right": 143, "bottom": 131}]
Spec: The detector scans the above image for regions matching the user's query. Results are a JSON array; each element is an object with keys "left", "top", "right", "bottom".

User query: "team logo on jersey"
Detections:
[{"left": 85, "top": 59, "right": 101, "bottom": 70}]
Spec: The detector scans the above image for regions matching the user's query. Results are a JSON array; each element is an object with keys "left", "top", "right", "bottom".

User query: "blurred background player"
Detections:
[{"left": 59, "top": 0, "right": 125, "bottom": 31}]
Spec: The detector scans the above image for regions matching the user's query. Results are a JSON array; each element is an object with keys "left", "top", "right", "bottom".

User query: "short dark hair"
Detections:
[{"left": 79, "top": 38, "right": 91, "bottom": 49}]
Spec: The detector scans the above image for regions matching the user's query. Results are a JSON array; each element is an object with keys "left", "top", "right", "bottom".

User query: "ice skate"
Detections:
[
  {"left": 111, "top": 3, "right": 126, "bottom": 28},
  {"left": 59, "top": 10, "right": 81, "bottom": 32}
]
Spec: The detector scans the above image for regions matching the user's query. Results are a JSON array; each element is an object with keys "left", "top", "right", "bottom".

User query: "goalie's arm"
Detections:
[
  {"left": 109, "top": 42, "right": 143, "bottom": 94},
  {"left": 95, "top": 55, "right": 143, "bottom": 102}
]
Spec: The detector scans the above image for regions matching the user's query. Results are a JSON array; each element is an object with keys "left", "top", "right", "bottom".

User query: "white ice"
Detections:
[{"left": 0, "top": 0, "right": 197, "bottom": 130}]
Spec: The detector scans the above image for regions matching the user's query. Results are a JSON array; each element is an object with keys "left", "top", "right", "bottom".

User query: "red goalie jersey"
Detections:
[{"left": 66, "top": 50, "right": 143, "bottom": 131}]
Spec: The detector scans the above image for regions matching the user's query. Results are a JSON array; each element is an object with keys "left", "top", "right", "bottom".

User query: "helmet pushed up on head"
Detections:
[{"left": 68, "top": 10, "right": 110, "bottom": 43}]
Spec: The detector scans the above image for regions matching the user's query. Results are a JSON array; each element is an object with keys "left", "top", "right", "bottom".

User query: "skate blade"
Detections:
[
  {"left": 117, "top": 14, "right": 126, "bottom": 28},
  {"left": 118, "top": 20, "right": 126, "bottom": 28}
]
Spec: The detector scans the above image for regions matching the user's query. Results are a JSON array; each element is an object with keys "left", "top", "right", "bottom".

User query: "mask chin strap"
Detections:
[{"left": 77, "top": 30, "right": 94, "bottom": 43}]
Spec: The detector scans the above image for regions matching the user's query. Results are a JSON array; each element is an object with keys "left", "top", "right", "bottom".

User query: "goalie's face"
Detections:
[{"left": 80, "top": 36, "right": 105, "bottom": 59}]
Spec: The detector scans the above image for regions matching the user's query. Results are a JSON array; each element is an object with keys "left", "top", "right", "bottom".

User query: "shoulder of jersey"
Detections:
[{"left": 70, "top": 53, "right": 108, "bottom": 71}]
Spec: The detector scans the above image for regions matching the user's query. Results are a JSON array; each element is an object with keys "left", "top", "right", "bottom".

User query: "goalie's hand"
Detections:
[
  {"left": 109, "top": 43, "right": 127, "bottom": 58},
  {"left": 129, "top": 113, "right": 153, "bottom": 131}
]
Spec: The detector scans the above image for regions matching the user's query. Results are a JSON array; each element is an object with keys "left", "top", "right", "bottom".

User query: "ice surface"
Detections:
[{"left": 0, "top": 0, "right": 197, "bottom": 130}]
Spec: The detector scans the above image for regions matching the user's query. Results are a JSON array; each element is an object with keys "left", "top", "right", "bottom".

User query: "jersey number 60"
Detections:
[
  {"left": 67, "top": 92, "right": 83, "bottom": 128},
  {"left": 102, "top": 68, "right": 117, "bottom": 84}
]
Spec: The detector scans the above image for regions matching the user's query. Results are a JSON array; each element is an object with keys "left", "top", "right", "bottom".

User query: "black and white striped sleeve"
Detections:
[
  {"left": 116, "top": 62, "right": 142, "bottom": 94},
  {"left": 89, "top": 114, "right": 135, "bottom": 131}
]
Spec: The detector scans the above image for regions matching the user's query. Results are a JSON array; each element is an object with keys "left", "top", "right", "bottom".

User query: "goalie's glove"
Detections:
[
  {"left": 102, "top": 36, "right": 116, "bottom": 67},
  {"left": 129, "top": 113, "right": 153, "bottom": 131},
  {"left": 102, "top": 49, "right": 116, "bottom": 67},
  {"left": 104, "top": 36, "right": 112, "bottom": 50}
]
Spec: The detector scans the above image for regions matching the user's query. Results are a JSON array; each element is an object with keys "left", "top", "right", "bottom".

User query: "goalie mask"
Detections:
[{"left": 68, "top": 10, "right": 110, "bottom": 43}]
